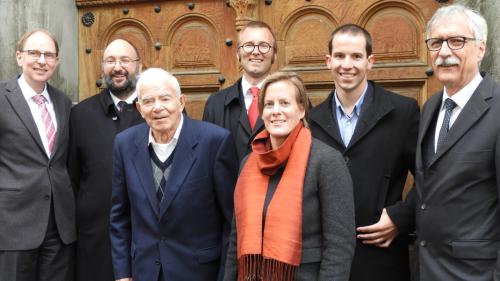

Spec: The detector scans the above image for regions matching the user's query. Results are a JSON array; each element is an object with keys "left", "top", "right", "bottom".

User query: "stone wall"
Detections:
[
  {"left": 455, "top": 0, "right": 500, "bottom": 81},
  {"left": 0, "top": 0, "right": 78, "bottom": 100}
]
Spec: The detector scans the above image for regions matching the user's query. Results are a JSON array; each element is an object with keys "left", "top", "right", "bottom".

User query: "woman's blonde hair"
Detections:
[{"left": 259, "top": 72, "right": 310, "bottom": 127}]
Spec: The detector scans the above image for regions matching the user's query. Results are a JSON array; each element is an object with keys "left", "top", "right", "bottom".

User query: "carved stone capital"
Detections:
[{"left": 229, "top": 0, "right": 257, "bottom": 31}]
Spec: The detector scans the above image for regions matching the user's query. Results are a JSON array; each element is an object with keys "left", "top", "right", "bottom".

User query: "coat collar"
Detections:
[{"left": 310, "top": 81, "right": 394, "bottom": 151}]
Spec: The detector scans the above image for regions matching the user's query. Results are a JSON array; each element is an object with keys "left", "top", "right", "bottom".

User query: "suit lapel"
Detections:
[
  {"left": 430, "top": 78, "right": 491, "bottom": 166},
  {"left": 310, "top": 92, "right": 345, "bottom": 148},
  {"left": 4, "top": 78, "right": 46, "bottom": 155},
  {"left": 132, "top": 125, "right": 160, "bottom": 218},
  {"left": 160, "top": 116, "right": 197, "bottom": 216},
  {"left": 347, "top": 83, "right": 393, "bottom": 150},
  {"left": 417, "top": 93, "right": 442, "bottom": 156}
]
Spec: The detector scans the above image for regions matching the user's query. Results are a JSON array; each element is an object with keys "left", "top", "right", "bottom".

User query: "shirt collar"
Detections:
[
  {"left": 18, "top": 74, "right": 50, "bottom": 103},
  {"left": 442, "top": 72, "right": 483, "bottom": 110},
  {"left": 241, "top": 76, "right": 265, "bottom": 97},
  {"left": 334, "top": 83, "right": 368, "bottom": 117},
  {"left": 148, "top": 114, "right": 184, "bottom": 146},
  {"left": 109, "top": 90, "right": 138, "bottom": 110}
]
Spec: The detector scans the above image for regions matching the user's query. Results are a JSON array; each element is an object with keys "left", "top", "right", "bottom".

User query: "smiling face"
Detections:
[
  {"left": 237, "top": 27, "right": 276, "bottom": 85},
  {"left": 136, "top": 80, "right": 185, "bottom": 144},
  {"left": 428, "top": 15, "right": 485, "bottom": 95},
  {"left": 262, "top": 80, "right": 305, "bottom": 149},
  {"left": 102, "top": 39, "right": 142, "bottom": 98},
  {"left": 326, "top": 32, "right": 374, "bottom": 97},
  {"left": 16, "top": 31, "right": 59, "bottom": 93}
]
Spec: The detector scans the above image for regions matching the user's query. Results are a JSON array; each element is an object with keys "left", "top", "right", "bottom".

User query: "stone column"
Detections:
[
  {"left": 455, "top": 0, "right": 500, "bottom": 81},
  {"left": 0, "top": 0, "right": 78, "bottom": 101}
]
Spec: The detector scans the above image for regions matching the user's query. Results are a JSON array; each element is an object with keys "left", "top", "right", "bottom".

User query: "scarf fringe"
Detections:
[{"left": 238, "top": 254, "right": 298, "bottom": 281}]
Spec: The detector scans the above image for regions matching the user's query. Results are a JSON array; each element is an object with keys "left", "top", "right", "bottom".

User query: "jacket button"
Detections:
[
  {"left": 344, "top": 156, "right": 349, "bottom": 163},
  {"left": 155, "top": 259, "right": 161, "bottom": 266},
  {"left": 421, "top": 203, "right": 427, "bottom": 210},
  {"left": 420, "top": 240, "right": 427, "bottom": 247},
  {"left": 44, "top": 195, "right": 50, "bottom": 200}
]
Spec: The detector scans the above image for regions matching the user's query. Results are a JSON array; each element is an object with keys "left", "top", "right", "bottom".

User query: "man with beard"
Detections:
[
  {"left": 203, "top": 21, "right": 277, "bottom": 161},
  {"left": 68, "top": 38, "right": 144, "bottom": 281}
]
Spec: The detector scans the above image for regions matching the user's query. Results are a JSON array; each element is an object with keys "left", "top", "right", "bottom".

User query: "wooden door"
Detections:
[
  {"left": 77, "top": 0, "right": 238, "bottom": 119},
  {"left": 77, "top": 0, "right": 446, "bottom": 119}
]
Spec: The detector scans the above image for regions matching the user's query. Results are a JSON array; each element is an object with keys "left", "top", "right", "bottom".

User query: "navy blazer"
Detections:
[{"left": 110, "top": 116, "right": 239, "bottom": 281}]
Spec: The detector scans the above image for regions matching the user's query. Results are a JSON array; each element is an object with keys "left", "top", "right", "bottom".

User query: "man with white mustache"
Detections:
[
  {"left": 310, "top": 24, "right": 419, "bottom": 281},
  {"left": 411, "top": 4, "right": 500, "bottom": 281},
  {"left": 203, "top": 21, "right": 277, "bottom": 162},
  {"left": 68, "top": 39, "right": 144, "bottom": 281}
]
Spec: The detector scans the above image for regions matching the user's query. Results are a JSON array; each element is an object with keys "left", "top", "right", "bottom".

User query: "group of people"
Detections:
[{"left": 0, "top": 3, "right": 499, "bottom": 281}]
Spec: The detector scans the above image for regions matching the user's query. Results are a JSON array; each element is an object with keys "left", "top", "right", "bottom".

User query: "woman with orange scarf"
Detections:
[{"left": 224, "top": 72, "right": 355, "bottom": 281}]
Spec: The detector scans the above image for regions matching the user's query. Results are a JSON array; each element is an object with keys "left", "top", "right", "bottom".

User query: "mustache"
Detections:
[{"left": 435, "top": 56, "right": 460, "bottom": 66}]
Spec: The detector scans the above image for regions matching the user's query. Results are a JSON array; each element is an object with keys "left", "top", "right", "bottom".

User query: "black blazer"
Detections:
[
  {"left": 0, "top": 78, "right": 75, "bottom": 250},
  {"left": 203, "top": 78, "right": 264, "bottom": 162},
  {"left": 310, "top": 81, "right": 419, "bottom": 281},
  {"left": 68, "top": 89, "right": 144, "bottom": 281},
  {"left": 412, "top": 73, "right": 500, "bottom": 281}
]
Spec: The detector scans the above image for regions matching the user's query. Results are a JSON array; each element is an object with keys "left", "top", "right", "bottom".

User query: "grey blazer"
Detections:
[
  {"left": 224, "top": 138, "right": 355, "bottom": 281},
  {"left": 0, "top": 78, "right": 75, "bottom": 250},
  {"left": 413, "top": 73, "right": 500, "bottom": 281}
]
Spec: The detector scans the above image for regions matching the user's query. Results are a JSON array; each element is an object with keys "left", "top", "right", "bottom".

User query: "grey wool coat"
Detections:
[{"left": 224, "top": 138, "right": 356, "bottom": 281}]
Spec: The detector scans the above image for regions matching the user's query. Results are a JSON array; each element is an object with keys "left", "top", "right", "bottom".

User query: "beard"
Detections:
[{"left": 103, "top": 68, "right": 139, "bottom": 98}]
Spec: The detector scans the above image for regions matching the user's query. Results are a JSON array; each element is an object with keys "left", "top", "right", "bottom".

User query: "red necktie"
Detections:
[
  {"left": 247, "top": 86, "right": 260, "bottom": 130},
  {"left": 32, "top": 94, "right": 56, "bottom": 155}
]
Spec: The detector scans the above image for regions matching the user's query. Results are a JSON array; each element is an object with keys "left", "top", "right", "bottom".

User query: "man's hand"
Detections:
[
  {"left": 116, "top": 278, "right": 132, "bottom": 281},
  {"left": 356, "top": 208, "right": 398, "bottom": 248}
]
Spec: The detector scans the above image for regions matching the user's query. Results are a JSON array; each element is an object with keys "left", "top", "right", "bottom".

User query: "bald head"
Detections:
[{"left": 102, "top": 39, "right": 142, "bottom": 99}]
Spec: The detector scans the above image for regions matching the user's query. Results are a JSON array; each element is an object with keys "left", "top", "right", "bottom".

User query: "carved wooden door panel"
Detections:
[
  {"left": 77, "top": 0, "right": 238, "bottom": 119},
  {"left": 255, "top": 0, "right": 445, "bottom": 107},
  {"left": 77, "top": 0, "right": 445, "bottom": 119}
]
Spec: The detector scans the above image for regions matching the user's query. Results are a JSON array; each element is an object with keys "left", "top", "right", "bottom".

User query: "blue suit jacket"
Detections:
[{"left": 110, "top": 116, "right": 238, "bottom": 281}]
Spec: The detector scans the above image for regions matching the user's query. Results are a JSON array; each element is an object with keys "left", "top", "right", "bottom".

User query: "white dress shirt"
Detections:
[
  {"left": 241, "top": 77, "right": 264, "bottom": 111},
  {"left": 434, "top": 72, "right": 483, "bottom": 152},
  {"left": 148, "top": 114, "right": 184, "bottom": 162},
  {"left": 18, "top": 74, "right": 58, "bottom": 157},
  {"left": 110, "top": 91, "right": 138, "bottom": 111}
]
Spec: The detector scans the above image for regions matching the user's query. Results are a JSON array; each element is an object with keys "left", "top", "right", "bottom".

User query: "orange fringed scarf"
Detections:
[{"left": 234, "top": 123, "right": 312, "bottom": 281}]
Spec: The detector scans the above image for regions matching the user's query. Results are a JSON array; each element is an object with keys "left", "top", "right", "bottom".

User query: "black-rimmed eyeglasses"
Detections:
[
  {"left": 238, "top": 42, "right": 273, "bottom": 54},
  {"left": 425, "top": 36, "right": 477, "bottom": 51}
]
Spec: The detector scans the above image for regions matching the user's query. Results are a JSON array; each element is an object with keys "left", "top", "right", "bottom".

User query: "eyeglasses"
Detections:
[
  {"left": 21, "top": 50, "right": 58, "bottom": 61},
  {"left": 425, "top": 36, "right": 477, "bottom": 51},
  {"left": 238, "top": 42, "right": 273, "bottom": 54},
  {"left": 102, "top": 57, "right": 140, "bottom": 67}
]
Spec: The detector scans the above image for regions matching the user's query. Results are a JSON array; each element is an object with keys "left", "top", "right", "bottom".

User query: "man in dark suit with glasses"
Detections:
[{"left": 203, "top": 21, "right": 277, "bottom": 161}]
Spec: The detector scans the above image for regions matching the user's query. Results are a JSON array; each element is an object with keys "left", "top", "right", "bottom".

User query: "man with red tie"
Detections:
[{"left": 203, "top": 21, "right": 277, "bottom": 161}]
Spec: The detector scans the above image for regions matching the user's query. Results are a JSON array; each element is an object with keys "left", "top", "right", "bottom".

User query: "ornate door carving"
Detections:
[{"left": 77, "top": 0, "right": 445, "bottom": 119}]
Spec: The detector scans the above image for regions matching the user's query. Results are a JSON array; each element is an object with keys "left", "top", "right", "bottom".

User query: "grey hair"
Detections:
[
  {"left": 136, "top": 68, "right": 181, "bottom": 99},
  {"left": 426, "top": 4, "right": 488, "bottom": 45}
]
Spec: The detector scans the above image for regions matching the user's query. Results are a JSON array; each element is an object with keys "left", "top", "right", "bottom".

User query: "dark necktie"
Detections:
[
  {"left": 437, "top": 98, "right": 457, "bottom": 150},
  {"left": 247, "top": 87, "right": 260, "bottom": 130},
  {"left": 118, "top": 101, "right": 127, "bottom": 112}
]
